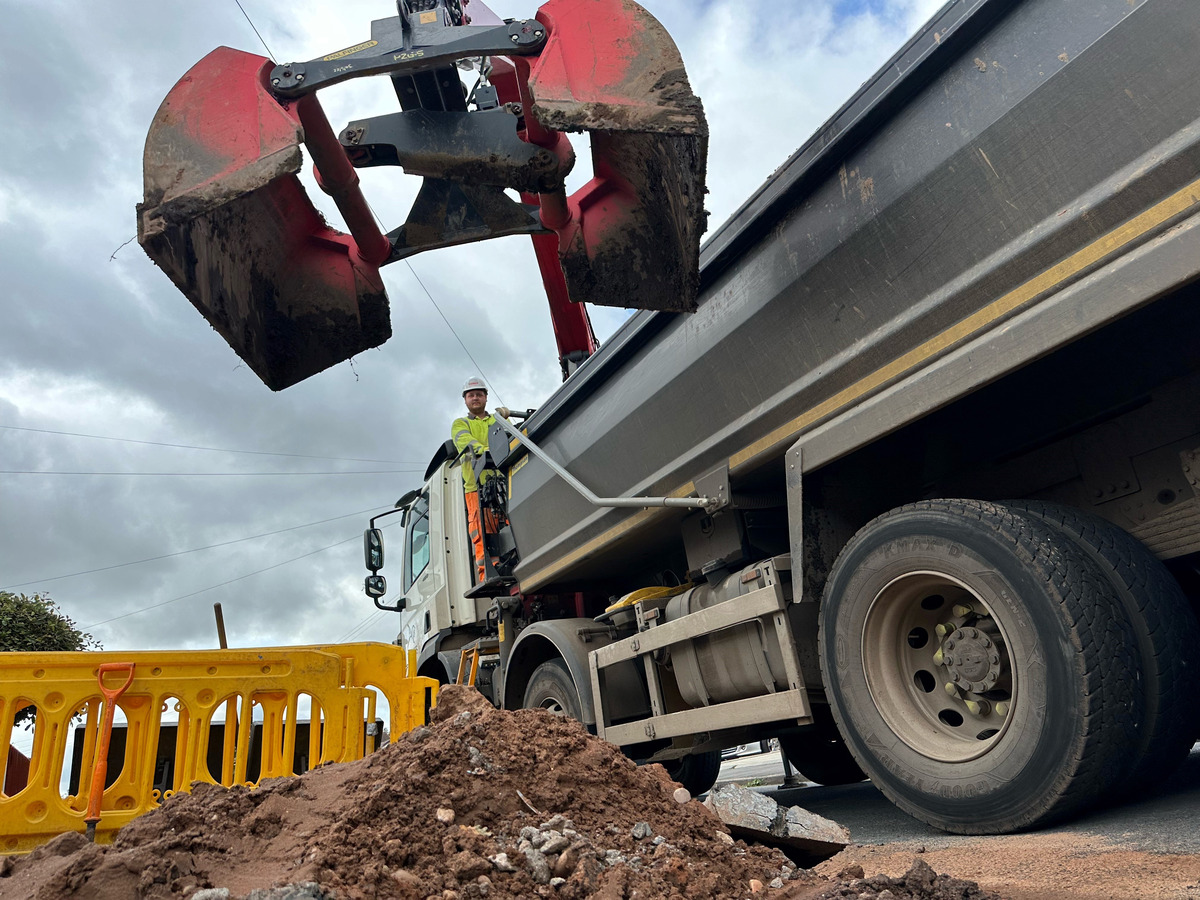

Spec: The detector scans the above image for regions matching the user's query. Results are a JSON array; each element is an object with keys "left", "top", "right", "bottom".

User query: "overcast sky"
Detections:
[{"left": 0, "top": 0, "right": 945, "bottom": 654}]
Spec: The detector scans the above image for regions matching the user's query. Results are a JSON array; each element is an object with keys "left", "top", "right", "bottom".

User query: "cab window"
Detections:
[{"left": 404, "top": 491, "right": 431, "bottom": 592}]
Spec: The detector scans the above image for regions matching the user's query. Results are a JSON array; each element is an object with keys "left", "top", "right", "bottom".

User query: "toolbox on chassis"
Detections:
[{"left": 142, "top": 0, "right": 1200, "bottom": 834}]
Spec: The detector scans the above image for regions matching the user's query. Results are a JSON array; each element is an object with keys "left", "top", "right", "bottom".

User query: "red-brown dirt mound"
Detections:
[{"left": 0, "top": 686, "right": 996, "bottom": 900}]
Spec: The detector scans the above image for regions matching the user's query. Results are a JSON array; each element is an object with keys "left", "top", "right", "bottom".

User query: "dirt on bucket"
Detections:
[{"left": 0, "top": 686, "right": 996, "bottom": 900}]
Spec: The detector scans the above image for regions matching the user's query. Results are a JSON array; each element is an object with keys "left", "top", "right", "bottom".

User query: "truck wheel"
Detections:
[
  {"left": 1007, "top": 500, "right": 1200, "bottom": 793},
  {"left": 778, "top": 710, "right": 866, "bottom": 785},
  {"left": 522, "top": 659, "right": 583, "bottom": 720},
  {"left": 663, "top": 750, "right": 722, "bottom": 796},
  {"left": 819, "top": 499, "right": 1142, "bottom": 834}
]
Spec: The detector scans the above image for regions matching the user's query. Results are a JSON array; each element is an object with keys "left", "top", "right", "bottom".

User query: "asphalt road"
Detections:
[{"left": 715, "top": 744, "right": 1200, "bottom": 852}]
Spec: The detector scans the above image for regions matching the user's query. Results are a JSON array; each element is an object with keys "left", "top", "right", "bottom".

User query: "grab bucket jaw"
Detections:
[
  {"left": 137, "top": 47, "right": 390, "bottom": 391},
  {"left": 529, "top": 0, "right": 708, "bottom": 313}
]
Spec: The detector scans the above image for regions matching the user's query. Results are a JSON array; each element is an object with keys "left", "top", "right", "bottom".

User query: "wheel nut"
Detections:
[
  {"left": 936, "top": 623, "right": 955, "bottom": 637},
  {"left": 933, "top": 648, "right": 944, "bottom": 664},
  {"left": 965, "top": 699, "right": 991, "bottom": 716},
  {"left": 944, "top": 682, "right": 957, "bottom": 696},
  {"left": 995, "top": 701, "right": 1009, "bottom": 717},
  {"left": 953, "top": 604, "right": 973, "bottom": 617}
]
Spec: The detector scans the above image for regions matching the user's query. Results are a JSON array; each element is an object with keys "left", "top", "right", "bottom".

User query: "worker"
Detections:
[{"left": 451, "top": 376, "right": 508, "bottom": 583}]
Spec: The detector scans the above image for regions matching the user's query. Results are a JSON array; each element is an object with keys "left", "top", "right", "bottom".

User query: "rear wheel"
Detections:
[
  {"left": 523, "top": 659, "right": 583, "bottom": 720},
  {"left": 1008, "top": 500, "right": 1200, "bottom": 792},
  {"left": 819, "top": 499, "right": 1142, "bottom": 834}
]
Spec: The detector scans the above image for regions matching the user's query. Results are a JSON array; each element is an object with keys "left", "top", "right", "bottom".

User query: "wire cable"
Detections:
[
  {"left": 82, "top": 517, "right": 406, "bottom": 629},
  {"left": 0, "top": 425, "right": 420, "bottom": 466},
  {"left": 234, "top": 0, "right": 276, "bottom": 61},
  {"left": 1, "top": 506, "right": 391, "bottom": 590},
  {"left": 337, "top": 608, "right": 391, "bottom": 643},
  {"left": 404, "top": 260, "right": 505, "bottom": 407},
  {"left": 84, "top": 533, "right": 360, "bottom": 629}
]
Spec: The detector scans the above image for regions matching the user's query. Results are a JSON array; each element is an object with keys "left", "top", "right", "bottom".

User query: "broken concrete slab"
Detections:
[{"left": 703, "top": 783, "right": 849, "bottom": 867}]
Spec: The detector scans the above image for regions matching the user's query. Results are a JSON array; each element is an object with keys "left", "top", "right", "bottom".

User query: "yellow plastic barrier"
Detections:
[{"left": 0, "top": 643, "right": 438, "bottom": 854}]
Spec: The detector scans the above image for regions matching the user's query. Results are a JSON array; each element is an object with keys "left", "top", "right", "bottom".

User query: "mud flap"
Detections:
[{"left": 137, "top": 47, "right": 390, "bottom": 391}]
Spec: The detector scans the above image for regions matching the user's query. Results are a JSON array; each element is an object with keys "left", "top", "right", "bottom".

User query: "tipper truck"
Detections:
[{"left": 140, "top": 0, "right": 1200, "bottom": 834}]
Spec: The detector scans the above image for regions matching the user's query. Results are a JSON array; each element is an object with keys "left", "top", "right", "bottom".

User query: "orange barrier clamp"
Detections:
[{"left": 0, "top": 643, "right": 437, "bottom": 854}]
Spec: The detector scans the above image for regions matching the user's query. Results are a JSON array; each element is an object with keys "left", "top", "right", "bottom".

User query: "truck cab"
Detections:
[{"left": 368, "top": 441, "right": 496, "bottom": 690}]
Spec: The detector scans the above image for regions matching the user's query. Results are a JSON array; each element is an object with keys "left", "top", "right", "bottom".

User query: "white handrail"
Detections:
[{"left": 492, "top": 415, "right": 714, "bottom": 512}]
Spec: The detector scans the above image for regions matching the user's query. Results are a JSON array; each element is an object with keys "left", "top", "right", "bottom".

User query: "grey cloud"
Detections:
[{"left": 1, "top": 0, "right": 941, "bottom": 652}]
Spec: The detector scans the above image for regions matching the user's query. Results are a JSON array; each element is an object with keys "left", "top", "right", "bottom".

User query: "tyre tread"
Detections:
[
  {"left": 1006, "top": 500, "right": 1200, "bottom": 792},
  {"left": 819, "top": 499, "right": 1143, "bottom": 833}
]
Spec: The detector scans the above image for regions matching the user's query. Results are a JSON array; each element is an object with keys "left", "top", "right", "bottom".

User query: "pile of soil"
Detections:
[{"left": 0, "top": 687, "right": 996, "bottom": 900}]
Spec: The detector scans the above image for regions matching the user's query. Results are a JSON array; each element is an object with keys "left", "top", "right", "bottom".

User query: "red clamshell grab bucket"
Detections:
[
  {"left": 137, "top": 1, "right": 705, "bottom": 391},
  {"left": 528, "top": 0, "right": 708, "bottom": 313},
  {"left": 136, "top": 47, "right": 390, "bottom": 391}
]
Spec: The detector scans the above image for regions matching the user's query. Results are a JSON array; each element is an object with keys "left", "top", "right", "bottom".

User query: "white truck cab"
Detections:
[{"left": 365, "top": 441, "right": 503, "bottom": 692}]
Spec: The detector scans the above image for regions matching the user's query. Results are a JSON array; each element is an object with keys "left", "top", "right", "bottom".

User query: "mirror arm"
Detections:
[{"left": 370, "top": 505, "right": 409, "bottom": 529}]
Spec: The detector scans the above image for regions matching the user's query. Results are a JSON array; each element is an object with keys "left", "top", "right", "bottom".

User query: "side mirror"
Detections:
[
  {"left": 395, "top": 489, "right": 421, "bottom": 509},
  {"left": 364, "top": 528, "right": 385, "bottom": 571},
  {"left": 364, "top": 574, "right": 387, "bottom": 599}
]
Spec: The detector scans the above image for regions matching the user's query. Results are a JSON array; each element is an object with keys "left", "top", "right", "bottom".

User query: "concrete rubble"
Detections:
[{"left": 703, "top": 782, "right": 850, "bottom": 866}]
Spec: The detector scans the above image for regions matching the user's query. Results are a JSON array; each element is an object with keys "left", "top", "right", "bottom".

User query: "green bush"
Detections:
[{"left": 1, "top": 591, "right": 100, "bottom": 726}]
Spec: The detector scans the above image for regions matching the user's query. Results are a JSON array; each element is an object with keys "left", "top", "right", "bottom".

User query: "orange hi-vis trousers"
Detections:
[{"left": 465, "top": 490, "right": 503, "bottom": 583}]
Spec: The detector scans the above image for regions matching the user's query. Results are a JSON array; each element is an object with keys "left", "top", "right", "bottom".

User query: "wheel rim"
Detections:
[
  {"left": 538, "top": 694, "right": 569, "bottom": 715},
  {"left": 861, "top": 571, "right": 1016, "bottom": 763}
]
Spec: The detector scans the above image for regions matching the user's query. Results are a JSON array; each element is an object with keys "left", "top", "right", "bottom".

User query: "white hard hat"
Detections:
[{"left": 462, "top": 376, "right": 488, "bottom": 396}]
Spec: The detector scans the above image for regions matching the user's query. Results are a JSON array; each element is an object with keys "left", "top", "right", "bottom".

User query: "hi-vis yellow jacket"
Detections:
[{"left": 451, "top": 413, "right": 496, "bottom": 492}]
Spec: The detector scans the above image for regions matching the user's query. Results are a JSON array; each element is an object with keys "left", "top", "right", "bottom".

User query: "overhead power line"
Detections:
[
  {"left": 234, "top": 0, "right": 276, "bottom": 61},
  {"left": 84, "top": 534, "right": 360, "bottom": 629},
  {"left": 1, "top": 505, "right": 390, "bottom": 590},
  {"left": 405, "top": 260, "right": 505, "bottom": 407},
  {"left": 82, "top": 519, "right": 404, "bottom": 629},
  {"left": 0, "top": 424, "right": 422, "bottom": 466},
  {"left": 338, "top": 609, "right": 392, "bottom": 643}
]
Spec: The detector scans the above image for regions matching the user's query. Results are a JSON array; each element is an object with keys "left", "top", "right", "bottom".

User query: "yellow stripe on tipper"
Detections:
[
  {"left": 729, "top": 174, "right": 1200, "bottom": 471},
  {"left": 520, "top": 175, "right": 1200, "bottom": 591}
]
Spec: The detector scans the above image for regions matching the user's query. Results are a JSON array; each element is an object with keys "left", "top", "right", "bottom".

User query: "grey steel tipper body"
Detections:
[
  {"left": 474, "top": 0, "right": 1200, "bottom": 834},
  {"left": 144, "top": 0, "right": 1200, "bottom": 837},
  {"left": 506, "top": 0, "right": 1200, "bottom": 593}
]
